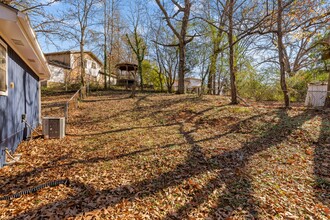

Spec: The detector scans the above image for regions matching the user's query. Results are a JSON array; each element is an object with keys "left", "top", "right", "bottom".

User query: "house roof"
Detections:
[
  {"left": 45, "top": 50, "right": 103, "bottom": 66},
  {"left": 0, "top": 2, "right": 50, "bottom": 80},
  {"left": 48, "top": 60, "right": 71, "bottom": 70},
  {"left": 115, "top": 63, "right": 138, "bottom": 72}
]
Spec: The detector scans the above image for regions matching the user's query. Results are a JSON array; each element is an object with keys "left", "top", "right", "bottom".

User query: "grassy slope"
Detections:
[{"left": 0, "top": 91, "right": 329, "bottom": 219}]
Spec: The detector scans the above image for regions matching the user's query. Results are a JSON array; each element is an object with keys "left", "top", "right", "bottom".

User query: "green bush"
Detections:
[{"left": 237, "top": 68, "right": 329, "bottom": 102}]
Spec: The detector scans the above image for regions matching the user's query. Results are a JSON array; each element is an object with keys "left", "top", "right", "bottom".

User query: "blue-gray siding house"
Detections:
[{"left": 0, "top": 3, "right": 50, "bottom": 167}]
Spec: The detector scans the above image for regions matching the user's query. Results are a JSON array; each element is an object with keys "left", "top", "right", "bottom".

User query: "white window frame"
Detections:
[{"left": 0, "top": 38, "right": 8, "bottom": 96}]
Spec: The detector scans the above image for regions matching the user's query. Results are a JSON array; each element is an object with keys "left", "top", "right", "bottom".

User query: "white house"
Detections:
[{"left": 44, "top": 51, "right": 112, "bottom": 86}]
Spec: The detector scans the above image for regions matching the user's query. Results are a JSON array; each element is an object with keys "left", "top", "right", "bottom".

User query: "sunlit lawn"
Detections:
[{"left": 0, "top": 91, "right": 329, "bottom": 219}]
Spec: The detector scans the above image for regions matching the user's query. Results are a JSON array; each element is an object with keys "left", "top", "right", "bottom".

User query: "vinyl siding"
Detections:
[{"left": 0, "top": 39, "right": 40, "bottom": 167}]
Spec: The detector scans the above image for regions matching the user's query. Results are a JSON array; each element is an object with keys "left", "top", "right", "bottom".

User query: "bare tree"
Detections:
[
  {"left": 276, "top": 0, "right": 290, "bottom": 107},
  {"left": 151, "top": 17, "right": 179, "bottom": 93},
  {"left": 198, "top": 0, "right": 228, "bottom": 95},
  {"left": 126, "top": 0, "right": 147, "bottom": 91},
  {"left": 103, "top": 0, "right": 110, "bottom": 89},
  {"left": 159, "top": 45, "right": 179, "bottom": 93},
  {"left": 155, "top": 0, "right": 194, "bottom": 94},
  {"left": 320, "top": 35, "right": 330, "bottom": 107},
  {"left": 63, "top": 0, "right": 101, "bottom": 98},
  {"left": 253, "top": 0, "right": 330, "bottom": 107},
  {"left": 101, "top": 0, "right": 121, "bottom": 89}
]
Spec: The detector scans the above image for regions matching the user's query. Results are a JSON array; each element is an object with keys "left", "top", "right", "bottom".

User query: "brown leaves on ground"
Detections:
[{"left": 0, "top": 91, "right": 329, "bottom": 219}]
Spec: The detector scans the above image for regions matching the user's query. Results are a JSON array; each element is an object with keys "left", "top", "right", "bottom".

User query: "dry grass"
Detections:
[{"left": 0, "top": 91, "right": 329, "bottom": 219}]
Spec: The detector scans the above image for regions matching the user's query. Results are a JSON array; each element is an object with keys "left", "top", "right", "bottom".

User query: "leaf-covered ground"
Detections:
[{"left": 0, "top": 91, "right": 329, "bottom": 219}]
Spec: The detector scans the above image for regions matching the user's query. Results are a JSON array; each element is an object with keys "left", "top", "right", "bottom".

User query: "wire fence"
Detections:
[
  {"left": 42, "top": 89, "right": 81, "bottom": 122},
  {"left": 64, "top": 89, "right": 81, "bottom": 122}
]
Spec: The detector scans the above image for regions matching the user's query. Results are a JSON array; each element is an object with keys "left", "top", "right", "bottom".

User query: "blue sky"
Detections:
[
  {"left": 35, "top": 0, "right": 145, "bottom": 55},
  {"left": 35, "top": 1, "right": 117, "bottom": 54}
]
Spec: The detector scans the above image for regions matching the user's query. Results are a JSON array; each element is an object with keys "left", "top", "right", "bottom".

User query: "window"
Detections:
[
  {"left": 84, "top": 59, "right": 88, "bottom": 68},
  {"left": 91, "top": 62, "right": 96, "bottom": 69},
  {"left": 0, "top": 39, "right": 8, "bottom": 96}
]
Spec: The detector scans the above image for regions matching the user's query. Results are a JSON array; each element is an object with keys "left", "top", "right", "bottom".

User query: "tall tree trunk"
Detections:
[
  {"left": 228, "top": 0, "right": 238, "bottom": 104},
  {"left": 138, "top": 60, "right": 143, "bottom": 91},
  {"left": 108, "top": 0, "right": 115, "bottom": 88},
  {"left": 103, "top": 47, "right": 108, "bottom": 89},
  {"left": 217, "top": 53, "right": 223, "bottom": 95},
  {"left": 80, "top": 39, "right": 86, "bottom": 99},
  {"left": 177, "top": 41, "right": 186, "bottom": 94},
  {"left": 158, "top": 71, "right": 164, "bottom": 92},
  {"left": 154, "top": 0, "right": 192, "bottom": 95},
  {"left": 325, "top": 70, "right": 330, "bottom": 107},
  {"left": 130, "top": 72, "right": 137, "bottom": 98},
  {"left": 103, "top": 0, "right": 107, "bottom": 89},
  {"left": 277, "top": 0, "right": 290, "bottom": 108},
  {"left": 208, "top": 51, "right": 219, "bottom": 94},
  {"left": 168, "top": 84, "right": 172, "bottom": 93},
  {"left": 206, "top": 0, "right": 227, "bottom": 95}
]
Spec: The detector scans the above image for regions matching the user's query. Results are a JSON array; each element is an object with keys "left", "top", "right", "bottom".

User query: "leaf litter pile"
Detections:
[{"left": 0, "top": 91, "right": 329, "bottom": 219}]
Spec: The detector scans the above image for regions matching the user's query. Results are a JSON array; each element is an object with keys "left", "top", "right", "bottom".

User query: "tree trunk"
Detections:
[
  {"left": 80, "top": 40, "right": 86, "bottom": 99},
  {"left": 177, "top": 41, "right": 186, "bottom": 94},
  {"left": 217, "top": 67, "right": 221, "bottom": 95},
  {"left": 108, "top": 0, "right": 115, "bottom": 89},
  {"left": 228, "top": 0, "right": 238, "bottom": 104},
  {"left": 167, "top": 81, "right": 173, "bottom": 93},
  {"left": 104, "top": 51, "right": 107, "bottom": 89},
  {"left": 168, "top": 86, "right": 172, "bottom": 93},
  {"left": 103, "top": 0, "right": 107, "bottom": 90},
  {"left": 277, "top": 0, "right": 290, "bottom": 108},
  {"left": 208, "top": 52, "right": 218, "bottom": 94},
  {"left": 325, "top": 70, "right": 330, "bottom": 107},
  {"left": 130, "top": 72, "right": 137, "bottom": 98},
  {"left": 154, "top": 0, "right": 192, "bottom": 95},
  {"left": 138, "top": 60, "right": 143, "bottom": 91},
  {"left": 158, "top": 71, "right": 164, "bottom": 92},
  {"left": 108, "top": 60, "right": 112, "bottom": 88},
  {"left": 208, "top": 35, "right": 222, "bottom": 95}
]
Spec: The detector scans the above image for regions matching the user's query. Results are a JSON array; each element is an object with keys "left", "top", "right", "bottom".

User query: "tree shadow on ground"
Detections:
[
  {"left": 0, "top": 105, "right": 232, "bottom": 195},
  {"left": 69, "top": 95, "right": 218, "bottom": 136},
  {"left": 6, "top": 108, "right": 319, "bottom": 219},
  {"left": 164, "top": 110, "right": 316, "bottom": 219},
  {"left": 314, "top": 112, "right": 330, "bottom": 207},
  {"left": 66, "top": 123, "right": 178, "bottom": 137}
]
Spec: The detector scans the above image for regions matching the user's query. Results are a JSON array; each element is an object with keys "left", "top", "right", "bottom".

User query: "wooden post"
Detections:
[{"left": 64, "top": 103, "right": 69, "bottom": 122}]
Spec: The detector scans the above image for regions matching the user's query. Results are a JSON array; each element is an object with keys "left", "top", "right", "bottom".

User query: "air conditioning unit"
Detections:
[{"left": 42, "top": 117, "right": 65, "bottom": 139}]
